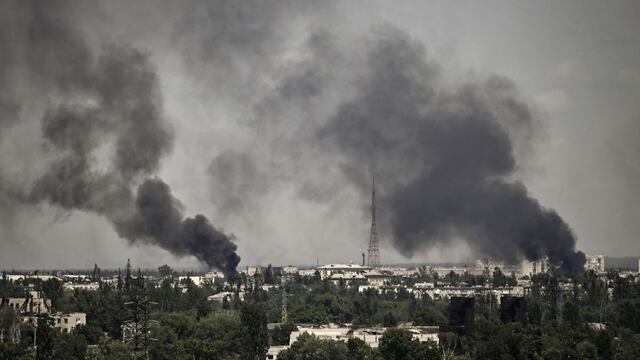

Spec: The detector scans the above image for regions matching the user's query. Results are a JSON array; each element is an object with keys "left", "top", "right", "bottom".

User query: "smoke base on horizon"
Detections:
[{"left": 0, "top": 1, "right": 240, "bottom": 277}]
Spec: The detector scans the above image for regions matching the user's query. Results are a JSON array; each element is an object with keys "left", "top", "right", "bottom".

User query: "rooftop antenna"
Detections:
[{"left": 367, "top": 175, "right": 380, "bottom": 267}]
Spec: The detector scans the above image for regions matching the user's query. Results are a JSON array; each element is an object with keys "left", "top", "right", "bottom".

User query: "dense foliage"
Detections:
[{"left": 0, "top": 268, "right": 639, "bottom": 359}]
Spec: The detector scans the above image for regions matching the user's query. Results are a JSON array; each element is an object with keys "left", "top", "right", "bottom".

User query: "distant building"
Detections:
[
  {"left": 289, "top": 324, "right": 351, "bottom": 345},
  {"left": 316, "top": 264, "right": 372, "bottom": 280},
  {"left": 207, "top": 291, "right": 244, "bottom": 302},
  {"left": 585, "top": 255, "right": 605, "bottom": 273},
  {"left": 54, "top": 312, "right": 86, "bottom": 333},
  {"left": 363, "top": 270, "right": 392, "bottom": 286},
  {"left": 5, "top": 274, "right": 61, "bottom": 282},
  {"left": 266, "top": 345, "right": 289, "bottom": 359},
  {"left": 413, "top": 282, "right": 435, "bottom": 289},
  {"left": 475, "top": 259, "right": 505, "bottom": 273},
  {"left": 1, "top": 291, "right": 51, "bottom": 314},
  {"left": 289, "top": 324, "right": 438, "bottom": 348},
  {"left": 178, "top": 276, "right": 206, "bottom": 286},
  {"left": 243, "top": 266, "right": 263, "bottom": 277},
  {"left": 298, "top": 269, "right": 317, "bottom": 277},
  {"left": 63, "top": 282, "right": 99, "bottom": 291},
  {"left": 520, "top": 258, "right": 550, "bottom": 276},
  {"left": 21, "top": 312, "right": 87, "bottom": 333},
  {"left": 282, "top": 266, "right": 299, "bottom": 275},
  {"left": 204, "top": 271, "right": 225, "bottom": 280},
  {"left": 328, "top": 273, "right": 366, "bottom": 285},
  {"left": 430, "top": 266, "right": 468, "bottom": 277}
]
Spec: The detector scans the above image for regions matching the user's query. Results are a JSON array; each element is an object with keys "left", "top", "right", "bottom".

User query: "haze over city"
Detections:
[{"left": 1, "top": 0, "right": 639, "bottom": 271}]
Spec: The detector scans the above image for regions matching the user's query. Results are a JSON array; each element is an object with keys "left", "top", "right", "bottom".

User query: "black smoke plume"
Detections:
[
  {"left": 0, "top": 1, "right": 240, "bottom": 277},
  {"left": 201, "top": 22, "right": 585, "bottom": 275},
  {"left": 320, "top": 28, "right": 586, "bottom": 275}
]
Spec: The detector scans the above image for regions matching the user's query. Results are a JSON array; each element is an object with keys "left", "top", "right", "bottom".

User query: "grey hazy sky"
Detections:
[{"left": 0, "top": 0, "right": 639, "bottom": 270}]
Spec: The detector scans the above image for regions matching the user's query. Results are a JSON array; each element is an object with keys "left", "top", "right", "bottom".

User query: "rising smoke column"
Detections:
[
  {"left": 320, "top": 27, "right": 586, "bottom": 275},
  {"left": 0, "top": 1, "right": 240, "bottom": 277}
]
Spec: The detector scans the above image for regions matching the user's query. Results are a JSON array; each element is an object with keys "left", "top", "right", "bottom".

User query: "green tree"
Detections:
[
  {"left": 240, "top": 303, "right": 268, "bottom": 360},
  {"left": 382, "top": 311, "right": 396, "bottom": 327},
  {"left": 158, "top": 264, "right": 174, "bottom": 278},
  {"left": 278, "top": 333, "right": 350, "bottom": 360},
  {"left": 347, "top": 337, "right": 377, "bottom": 360},
  {"left": 379, "top": 328, "right": 439, "bottom": 360},
  {"left": 492, "top": 268, "right": 508, "bottom": 287},
  {"left": 562, "top": 300, "right": 582, "bottom": 327},
  {"left": 35, "top": 316, "right": 55, "bottom": 360},
  {"left": 272, "top": 323, "right": 297, "bottom": 346},
  {"left": 53, "top": 331, "right": 87, "bottom": 360},
  {"left": 576, "top": 341, "right": 598, "bottom": 360}
]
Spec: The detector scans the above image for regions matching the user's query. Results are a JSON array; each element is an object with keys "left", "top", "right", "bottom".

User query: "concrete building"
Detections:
[
  {"left": 328, "top": 273, "right": 366, "bottom": 285},
  {"left": 413, "top": 286, "right": 524, "bottom": 301},
  {"left": 475, "top": 259, "right": 505, "bottom": 273},
  {"left": 1, "top": 291, "right": 51, "bottom": 314},
  {"left": 282, "top": 266, "right": 299, "bottom": 275},
  {"left": 317, "top": 264, "right": 372, "bottom": 280},
  {"left": 520, "top": 258, "right": 550, "bottom": 276},
  {"left": 178, "top": 276, "right": 206, "bottom": 286},
  {"left": 63, "top": 282, "right": 100, "bottom": 291},
  {"left": 298, "top": 269, "right": 318, "bottom": 277},
  {"left": 289, "top": 324, "right": 439, "bottom": 348},
  {"left": 414, "top": 282, "right": 435, "bottom": 289},
  {"left": 430, "top": 266, "right": 469, "bottom": 277},
  {"left": 266, "top": 345, "right": 289, "bottom": 359},
  {"left": 289, "top": 324, "right": 351, "bottom": 345},
  {"left": 204, "top": 271, "right": 225, "bottom": 280},
  {"left": 207, "top": 291, "right": 244, "bottom": 302},
  {"left": 54, "top": 312, "right": 86, "bottom": 333},
  {"left": 21, "top": 312, "right": 87, "bottom": 333},
  {"left": 5, "top": 274, "right": 61, "bottom": 282},
  {"left": 585, "top": 255, "right": 605, "bottom": 273},
  {"left": 363, "top": 270, "right": 392, "bottom": 286}
]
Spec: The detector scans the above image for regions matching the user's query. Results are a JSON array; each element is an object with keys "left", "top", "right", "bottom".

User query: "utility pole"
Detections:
[{"left": 123, "top": 272, "right": 157, "bottom": 360}]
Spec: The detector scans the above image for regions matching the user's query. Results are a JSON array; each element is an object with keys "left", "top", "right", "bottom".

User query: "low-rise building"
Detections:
[
  {"left": 54, "top": 312, "right": 86, "bottom": 333},
  {"left": 21, "top": 312, "right": 87, "bottom": 333},
  {"left": 283, "top": 266, "right": 299, "bottom": 275},
  {"left": 1, "top": 291, "right": 51, "bottom": 314},
  {"left": 289, "top": 324, "right": 351, "bottom": 345},
  {"left": 317, "top": 264, "right": 372, "bottom": 280},
  {"left": 585, "top": 255, "right": 605, "bottom": 273},
  {"left": 363, "top": 270, "right": 391, "bottom": 286},
  {"left": 267, "top": 345, "right": 289, "bottom": 359},
  {"left": 289, "top": 324, "right": 439, "bottom": 348},
  {"left": 63, "top": 282, "right": 100, "bottom": 291},
  {"left": 207, "top": 291, "right": 244, "bottom": 302},
  {"left": 5, "top": 274, "right": 61, "bottom": 282}
]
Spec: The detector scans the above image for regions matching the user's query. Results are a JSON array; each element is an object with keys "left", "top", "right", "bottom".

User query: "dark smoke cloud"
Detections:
[
  {"left": 116, "top": 179, "right": 240, "bottom": 277},
  {"left": 320, "top": 27, "right": 586, "bottom": 275},
  {"left": 199, "top": 20, "right": 584, "bottom": 274},
  {"left": 0, "top": 1, "right": 240, "bottom": 276}
]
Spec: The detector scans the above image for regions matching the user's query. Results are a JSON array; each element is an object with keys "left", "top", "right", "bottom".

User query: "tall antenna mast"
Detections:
[{"left": 367, "top": 176, "right": 380, "bottom": 267}]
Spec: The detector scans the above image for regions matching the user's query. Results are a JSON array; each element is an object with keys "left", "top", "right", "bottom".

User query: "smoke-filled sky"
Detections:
[{"left": 0, "top": 0, "right": 639, "bottom": 270}]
